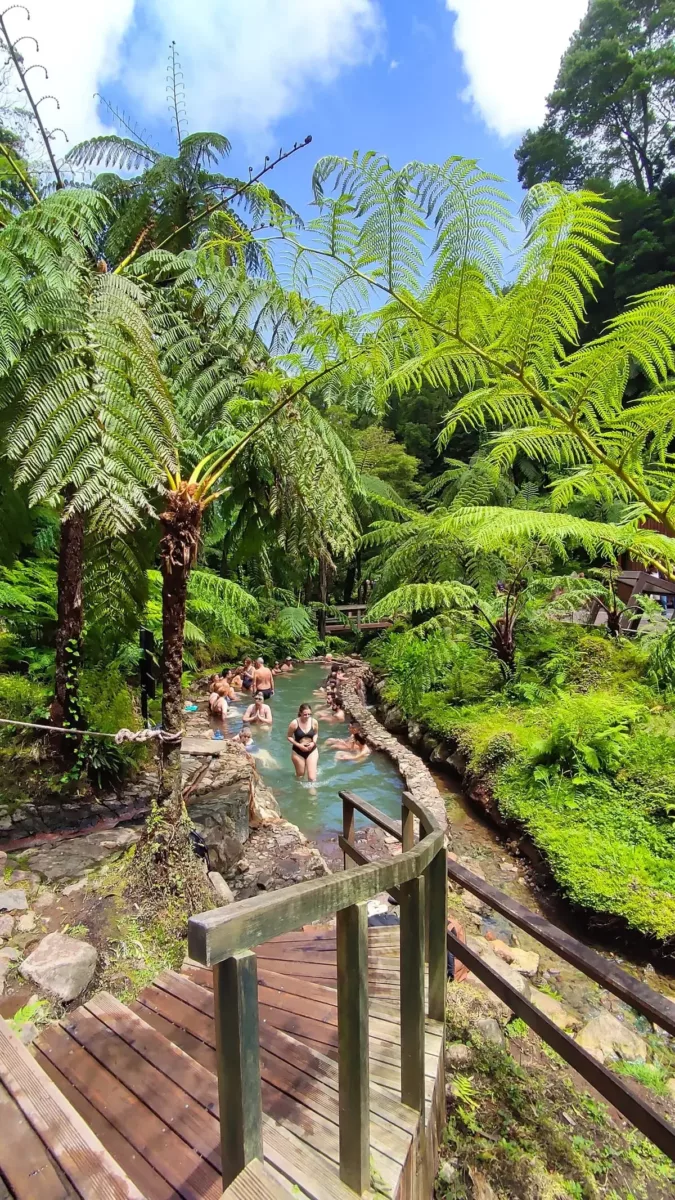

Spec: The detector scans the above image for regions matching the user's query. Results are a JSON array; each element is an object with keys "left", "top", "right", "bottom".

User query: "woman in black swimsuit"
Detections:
[{"left": 287, "top": 703, "right": 319, "bottom": 782}]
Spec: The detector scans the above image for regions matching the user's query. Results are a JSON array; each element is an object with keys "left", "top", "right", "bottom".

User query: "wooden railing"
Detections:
[
  {"left": 341, "top": 794, "right": 675, "bottom": 1166},
  {"left": 188, "top": 790, "right": 447, "bottom": 1194}
]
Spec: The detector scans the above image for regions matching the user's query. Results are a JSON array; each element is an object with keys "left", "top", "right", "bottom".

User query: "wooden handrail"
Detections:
[
  {"left": 342, "top": 794, "right": 675, "bottom": 1167},
  {"left": 187, "top": 789, "right": 446, "bottom": 1196}
]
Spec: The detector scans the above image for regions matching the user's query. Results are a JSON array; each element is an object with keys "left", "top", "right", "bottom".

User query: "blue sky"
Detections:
[{"left": 12, "top": 1, "right": 588, "bottom": 221}]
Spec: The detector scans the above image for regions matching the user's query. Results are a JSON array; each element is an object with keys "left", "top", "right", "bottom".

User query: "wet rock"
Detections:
[
  {"left": 576, "top": 1013, "right": 648, "bottom": 1064},
  {"left": 207, "top": 871, "right": 234, "bottom": 905},
  {"left": 407, "top": 721, "right": 424, "bottom": 748},
  {"left": 430, "top": 743, "right": 449, "bottom": 764},
  {"left": 383, "top": 706, "right": 406, "bottom": 734},
  {"left": 21, "top": 932, "right": 97, "bottom": 1002},
  {"left": 0, "top": 890, "right": 28, "bottom": 912},
  {"left": 16, "top": 911, "right": 36, "bottom": 934},
  {"left": 446, "top": 1042, "right": 473, "bottom": 1068},
  {"left": 530, "top": 989, "right": 580, "bottom": 1031},
  {"left": 475, "top": 1017, "right": 504, "bottom": 1047},
  {"left": 480, "top": 915, "right": 513, "bottom": 944},
  {"left": 490, "top": 940, "right": 539, "bottom": 977},
  {"left": 24, "top": 828, "right": 141, "bottom": 882},
  {"left": 461, "top": 890, "right": 486, "bottom": 915},
  {"left": 479, "top": 951, "right": 532, "bottom": 1000},
  {"left": 460, "top": 860, "right": 486, "bottom": 881},
  {"left": 0, "top": 915, "right": 14, "bottom": 938}
]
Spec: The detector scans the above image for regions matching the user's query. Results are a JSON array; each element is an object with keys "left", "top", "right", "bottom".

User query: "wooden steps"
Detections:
[{"left": 0, "top": 924, "right": 446, "bottom": 1200}]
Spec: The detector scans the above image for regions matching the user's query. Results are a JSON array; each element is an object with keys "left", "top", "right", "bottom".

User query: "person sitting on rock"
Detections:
[
  {"left": 335, "top": 730, "right": 371, "bottom": 761},
  {"left": 243, "top": 692, "right": 273, "bottom": 725}
]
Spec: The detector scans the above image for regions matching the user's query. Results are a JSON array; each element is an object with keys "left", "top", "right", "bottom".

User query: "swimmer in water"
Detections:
[
  {"left": 335, "top": 731, "right": 371, "bottom": 762},
  {"left": 243, "top": 692, "right": 273, "bottom": 726},
  {"left": 326, "top": 720, "right": 360, "bottom": 751}
]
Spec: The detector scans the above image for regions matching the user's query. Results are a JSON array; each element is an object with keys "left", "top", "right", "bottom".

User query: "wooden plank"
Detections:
[
  {"left": 61, "top": 1005, "right": 222, "bottom": 1175},
  {"left": 401, "top": 801, "right": 415, "bottom": 853},
  {"left": 338, "top": 837, "right": 401, "bottom": 904},
  {"left": 262, "top": 1117, "right": 362, "bottom": 1200},
  {"left": 399, "top": 876, "right": 425, "bottom": 1123},
  {"left": 0, "top": 1081, "right": 73, "bottom": 1200},
  {"left": 86, "top": 992, "right": 218, "bottom": 1113},
  {"left": 36, "top": 1023, "right": 220, "bottom": 1200},
  {"left": 0, "top": 1017, "right": 143, "bottom": 1200},
  {"left": 342, "top": 796, "right": 355, "bottom": 872},
  {"left": 402, "top": 791, "right": 433, "bottom": 837},
  {"left": 446, "top": 858, "right": 675, "bottom": 1038},
  {"left": 189, "top": 829, "right": 445, "bottom": 967},
  {"left": 34, "top": 1050, "right": 176, "bottom": 1200},
  {"left": 213, "top": 952, "right": 264, "bottom": 1190},
  {"left": 130, "top": 1000, "right": 216, "bottom": 1072},
  {"left": 448, "top": 932, "right": 675, "bottom": 1165},
  {"left": 139, "top": 983, "right": 215, "bottom": 1044},
  {"left": 221, "top": 1158, "right": 290, "bottom": 1199},
  {"left": 339, "top": 791, "right": 402, "bottom": 841},
  {"left": 426, "top": 847, "right": 448, "bottom": 1024},
  {"left": 336, "top": 901, "right": 369, "bottom": 1194}
]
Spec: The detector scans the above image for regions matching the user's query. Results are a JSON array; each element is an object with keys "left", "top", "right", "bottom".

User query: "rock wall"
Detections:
[
  {"left": 0, "top": 771, "right": 158, "bottom": 847},
  {"left": 337, "top": 660, "right": 448, "bottom": 835}
]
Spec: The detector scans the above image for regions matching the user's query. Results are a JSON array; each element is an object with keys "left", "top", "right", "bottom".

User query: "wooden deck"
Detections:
[{"left": 0, "top": 925, "right": 444, "bottom": 1200}]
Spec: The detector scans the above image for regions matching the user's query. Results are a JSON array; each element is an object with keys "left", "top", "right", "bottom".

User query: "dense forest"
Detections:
[{"left": 1, "top": 0, "right": 675, "bottom": 950}]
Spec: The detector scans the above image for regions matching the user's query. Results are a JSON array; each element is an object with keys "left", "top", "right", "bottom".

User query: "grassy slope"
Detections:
[{"left": 378, "top": 628, "right": 675, "bottom": 941}]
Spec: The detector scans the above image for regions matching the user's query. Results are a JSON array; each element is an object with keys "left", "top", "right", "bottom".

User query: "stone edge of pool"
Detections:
[{"left": 335, "top": 658, "right": 448, "bottom": 836}]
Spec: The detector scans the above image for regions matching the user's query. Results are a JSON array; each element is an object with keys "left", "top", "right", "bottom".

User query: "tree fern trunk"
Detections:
[
  {"left": 159, "top": 489, "right": 202, "bottom": 822},
  {"left": 51, "top": 502, "right": 85, "bottom": 748}
]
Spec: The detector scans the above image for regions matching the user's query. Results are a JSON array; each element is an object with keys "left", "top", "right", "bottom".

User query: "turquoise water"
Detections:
[{"left": 209, "top": 664, "right": 403, "bottom": 837}]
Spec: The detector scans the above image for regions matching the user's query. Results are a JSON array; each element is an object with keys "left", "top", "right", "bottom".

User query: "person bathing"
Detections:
[
  {"left": 326, "top": 720, "right": 361, "bottom": 751},
  {"left": 288, "top": 703, "right": 319, "bottom": 782},
  {"left": 243, "top": 692, "right": 273, "bottom": 726},
  {"left": 253, "top": 657, "right": 275, "bottom": 700},
  {"left": 335, "top": 730, "right": 371, "bottom": 762},
  {"left": 241, "top": 658, "right": 254, "bottom": 691}
]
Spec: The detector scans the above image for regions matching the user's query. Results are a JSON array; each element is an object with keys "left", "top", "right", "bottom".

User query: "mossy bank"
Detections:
[{"left": 369, "top": 623, "right": 675, "bottom": 952}]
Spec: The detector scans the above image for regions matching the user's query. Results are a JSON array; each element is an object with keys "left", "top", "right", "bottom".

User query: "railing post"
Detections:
[
  {"left": 343, "top": 796, "right": 355, "bottom": 870},
  {"left": 213, "top": 950, "right": 263, "bottom": 1190},
  {"left": 426, "top": 847, "right": 447, "bottom": 1023},
  {"left": 399, "top": 799, "right": 425, "bottom": 1121},
  {"left": 400, "top": 875, "right": 425, "bottom": 1121},
  {"left": 337, "top": 901, "right": 370, "bottom": 1194}
]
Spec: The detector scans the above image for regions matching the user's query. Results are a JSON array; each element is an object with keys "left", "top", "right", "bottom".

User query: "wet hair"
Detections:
[
  {"left": 240, "top": 725, "right": 252, "bottom": 738},
  {"left": 354, "top": 731, "right": 366, "bottom": 745},
  {"left": 298, "top": 703, "right": 312, "bottom": 717}
]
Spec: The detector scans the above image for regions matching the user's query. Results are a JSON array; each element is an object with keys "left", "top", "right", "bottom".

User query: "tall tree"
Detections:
[{"left": 516, "top": 0, "right": 675, "bottom": 192}]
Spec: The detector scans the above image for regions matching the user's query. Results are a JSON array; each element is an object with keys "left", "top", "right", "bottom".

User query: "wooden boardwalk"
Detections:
[{"left": 0, "top": 924, "right": 444, "bottom": 1200}]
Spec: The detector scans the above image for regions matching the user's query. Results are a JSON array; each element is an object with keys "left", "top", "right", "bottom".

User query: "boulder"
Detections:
[
  {"left": 24, "top": 828, "right": 140, "bottom": 881},
  {"left": 491, "top": 940, "right": 539, "bottom": 977},
  {"left": 474, "top": 1017, "right": 504, "bottom": 1047},
  {"left": 20, "top": 932, "right": 97, "bottom": 1002},
  {"left": 478, "top": 951, "right": 532, "bottom": 1000},
  {"left": 207, "top": 872, "right": 234, "bottom": 905},
  {"left": 0, "top": 890, "right": 28, "bottom": 912},
  {"left": 407, "top": 721, "right": 424, "bottom": 747},
  {"left": 446, "top": 1042, "right": 473, "bottom": 1068},
  {"left": 530, "top": 989, "right": 580, "bottom": 1031},
  {"left": 0, "top": 915, "right": 14, "bottom": 938},
  {"left": 383, "top": 706, "right": 406, "bottom": 734},
  {"left": 576, "top": 1013, "right": 648, "bottom": 1064}
]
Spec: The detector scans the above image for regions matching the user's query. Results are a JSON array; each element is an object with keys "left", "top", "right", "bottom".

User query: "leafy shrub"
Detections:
[
  {"left": 77, "top": 669, "right": 142, "bottom": 784},
  {"left": 530, "top": 695, "right": 640, "bottom": 778},
  {"left": 647, "top": 620, "right": 675, "bottom": 693},
  {"left": 0, "top": 673, "right": 50, "bottom": 745}
]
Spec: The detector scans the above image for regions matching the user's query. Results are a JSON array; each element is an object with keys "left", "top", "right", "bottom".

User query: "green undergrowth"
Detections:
[
  {"left": 373, "top": 625, "right": 675, "bottom": 942},
  {"left": 437, "top": 983, "right": 675, "bottom": 1199}
]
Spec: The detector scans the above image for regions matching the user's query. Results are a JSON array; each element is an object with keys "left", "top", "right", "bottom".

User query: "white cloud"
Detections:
[
  {"left": 390, "top": 59, "right": 399, "bottom": 70},
  {"left": 445, "top": 0, "right": 588, "bottom": 138},
  {"left": 124, "top": 0, "right": 383, "bottom": 145},
  {"left": 0, "top": 0, "right": 381, "bottom": 163},
  {"left": 1, "top": 0, "right": 134, "bottom": 152}
]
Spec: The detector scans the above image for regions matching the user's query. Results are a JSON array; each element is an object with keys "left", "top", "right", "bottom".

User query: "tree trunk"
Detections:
[
  {"left": 159, "top": 490, "right": 202, "bottom": 823},
  {"left": 492, "top": 616, "right": 516, "bottom": 674},
  {"left": 51, "top": 504, "right": 85, "bottom": 748}
]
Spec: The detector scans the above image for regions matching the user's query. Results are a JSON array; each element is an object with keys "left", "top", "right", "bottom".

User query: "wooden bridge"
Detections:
[
  {"left": 2, "top": 786, "right": 675, "bottom": 1198},
  {"left": 324, "top": 605, "right": 392, "bottom": 635}
]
